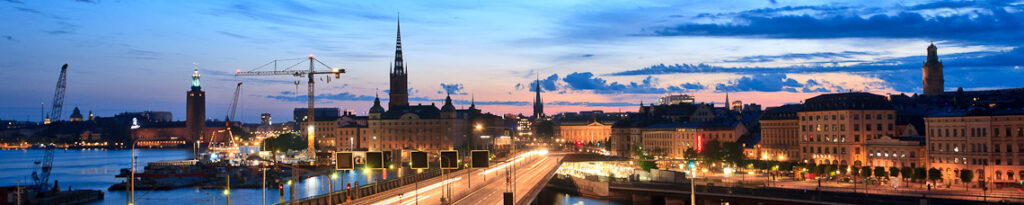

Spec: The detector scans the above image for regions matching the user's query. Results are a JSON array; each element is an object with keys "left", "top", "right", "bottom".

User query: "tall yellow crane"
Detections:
[{"left": 235, "top": 55, "right": 344, "bottom": 159}]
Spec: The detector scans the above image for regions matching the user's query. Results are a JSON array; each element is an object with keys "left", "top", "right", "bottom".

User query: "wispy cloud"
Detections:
[
  {"left": 651, "top": 1, "right": 1024, "bottom": 44},
  {"left": 723, "top": 51, "right": 875, "bottom": 63},
  {"left": 266, "top": 92, "right": 376, "bottom": 102},
  {"left": 439, "top": 83, "right": 467, "bottom": 95}
]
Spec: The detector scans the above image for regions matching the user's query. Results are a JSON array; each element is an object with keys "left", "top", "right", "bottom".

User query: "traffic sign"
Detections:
[
  {"left": 411, "top": 151, "right": 428, "bottom": 169},
  {"left": 365, "top": 151, "right": 383, "bottom": 169},
  {"left": 335, "top": 152, "right": 354, "bottom": 170},
  {"left": 471, "top": 150, "right": 489, "bottom": 168}
]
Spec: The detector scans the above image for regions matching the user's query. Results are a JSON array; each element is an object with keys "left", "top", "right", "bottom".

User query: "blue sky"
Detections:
[{"left": 1, "top": 0, "right": 1023, "bottom": 123}]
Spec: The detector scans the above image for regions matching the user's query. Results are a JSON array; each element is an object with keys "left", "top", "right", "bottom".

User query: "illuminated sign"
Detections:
[{"left": 696, "top": 135, "right": 703, "bottom": 153}]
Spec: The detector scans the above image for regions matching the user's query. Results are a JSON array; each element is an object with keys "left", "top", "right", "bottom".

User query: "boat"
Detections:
[{"left": 109, "top": 160, "right": 215, "bottom": 190}]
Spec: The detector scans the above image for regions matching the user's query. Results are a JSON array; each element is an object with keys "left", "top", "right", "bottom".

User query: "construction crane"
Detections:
[
  {"left": 46, "top": 64, "right": 69, "bottom": 124},
  {"left": 214, "top": 82, "right": 243, "bottom": 150},
  {"left": 235, "top": 55, "right": 344, "bottom": 158},
  {"left": 31, "top": 145, "right": 55, "bottom": 192},
  {"left": 227, "top": 82, "right": 243, "bottom": 122}
]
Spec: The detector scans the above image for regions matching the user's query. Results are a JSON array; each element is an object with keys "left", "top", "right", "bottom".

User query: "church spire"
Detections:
[
  {"left": 388, "top": 16, "right": 409, "bottom": 108},
  {"left": 725, "top": 92, "right": 729, "bottom": 110},
  {"left": 533, "top": 73, "right": 544, "bottom": 118}
]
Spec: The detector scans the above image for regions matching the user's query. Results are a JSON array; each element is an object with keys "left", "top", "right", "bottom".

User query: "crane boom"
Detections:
[
  {"left": 228, "top": 82, "right": 242, "bottom": 122},
  {"left": 235, "top": 56, "right": 344, "bottom": 158},
  {"left": 49, "top": 64, "right": 68, "bottom": 122}
]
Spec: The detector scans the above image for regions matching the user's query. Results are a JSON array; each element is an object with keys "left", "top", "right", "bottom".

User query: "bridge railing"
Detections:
[{"left": 284, "top": 169, "right": 444, "bottom": 205}]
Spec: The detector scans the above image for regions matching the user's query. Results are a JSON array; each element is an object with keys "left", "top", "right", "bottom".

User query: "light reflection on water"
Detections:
[{"left": 0, "top": 149, "right": 416, "bottom": 205}]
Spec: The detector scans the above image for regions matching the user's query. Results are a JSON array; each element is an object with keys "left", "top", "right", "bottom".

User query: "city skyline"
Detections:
[{"left": 3, "top": 0, "right": 1024, "bottom": 123}]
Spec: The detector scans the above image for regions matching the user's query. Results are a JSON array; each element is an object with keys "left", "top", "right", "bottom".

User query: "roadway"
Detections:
[{"left": 347, "top": 150, "right": 561, "bottom": 205}]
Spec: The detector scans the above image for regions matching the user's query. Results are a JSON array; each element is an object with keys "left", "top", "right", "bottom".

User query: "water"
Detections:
[
  {"left": 535, "top": 188, "right": 626, "bottom": 205},
  {"left": 0, "top": 149, "right": 415, "bottom": 205}
]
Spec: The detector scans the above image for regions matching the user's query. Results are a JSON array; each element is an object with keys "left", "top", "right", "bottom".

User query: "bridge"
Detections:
[{"left": 288, "top": 150, "right": 564, "bottom": 205}]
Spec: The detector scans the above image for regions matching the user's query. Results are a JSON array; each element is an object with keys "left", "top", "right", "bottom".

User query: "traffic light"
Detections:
[
  {"left": 365, "top": 151, "right": 383, "bottom": 169},
  {"left": 440, "top": 150, "right": 458, "bottom": 169},
  {"left": 471, "top": 150, "right": 489, "bottom": 168},
  {"left": 335, "top": 152, "right": 354, "bottom": 170},
  {"left": 411, "top": 151, "right": 428, "bottom": 169}
]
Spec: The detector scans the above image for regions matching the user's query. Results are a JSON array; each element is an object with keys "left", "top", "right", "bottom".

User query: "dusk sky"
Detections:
[{"left": 2, "top": 0, "right": 1023, "bottom": 123}]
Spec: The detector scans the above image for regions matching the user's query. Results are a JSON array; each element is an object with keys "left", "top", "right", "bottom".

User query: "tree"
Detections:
[
  {"left": 632, "top": 144, "right": 658, "bottom": 171},
  {"left": 889, "top": 167, "right": 900, "bottom": 177},
  {"left": 860, "top": 167, "right": 872, "bottom": 178},
  {"left": 701, "top": 140, "right": 723, "bottom": 162},
  {"left": 603, "top": 138, "right": 612, "bottom": 150},
  {"left": 838, "top": 165, "right": 849, "bottom": 175},
  {"left": 683, "top": 148, "right": 698, "bottom": 160},
  {"left": 927, "top": 168, "right": 942, "bottom": 183},
  {"left": 823, "top": 165, "right": 836, "bottom": 176},
  {"left": 811, "top": 164, "right": 825, "bottom": 175},
  {"left": 874, "top": 167, "right": 887, "bottom": 178},
  {"left": 901, "top": 167, "right": 913, "bottom": 180},
  {"left": 960, "top": 170, "right": 974, "bottom": 188},
  {"left": 722, "top": 142, "right": 746, "bottom": 165},
  {"left": 535, "top": 120, "right": 555, "bottom": 138},
  {"left": 913, "top": 167, "right": 927, "bottom": 183},
  {"left": 263, "top": 133, "right": 307, "bottom": 152}
]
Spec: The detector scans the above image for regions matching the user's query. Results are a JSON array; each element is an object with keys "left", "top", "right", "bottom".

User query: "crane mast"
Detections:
[{"left": 235, "top": 55, "right": 344, "bottom": 158}]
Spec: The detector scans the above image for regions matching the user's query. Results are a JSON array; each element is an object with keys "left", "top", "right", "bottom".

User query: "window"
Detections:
[
  {"left": 866, "top": 125, "right": 872, "bottom": 131},
  {"left": 996, "top": 128, "right": 1001, "bottom": 137},
  {"left": 866, "top": 114, "right": 872, "bottom": 120},
  {"left": 855, "top": 135, "right": 860, "bottom": 142},
  {"left": 877, "top": 124, "right": 882, "bottom": 131},
  {"left": 888, "top": 124, "right": 893, "bottom": 131},
  {"left": 1009, "top": 144, "right": 1014, "bottom": 153},
  {"left": 854, "top": 124, "right": 860, "bottom": 131},
  {"left": 855, "top": 147, "right": 860, "bottom": 154},
  {"left": 877, "top": 114, "right": 882, "bottom": 119},
  {"left": 996, "top": 144, "right": 1001, "bottom": 152},
  {"left": 840, "top": 115, "right": 845, "bottom": 120},
  {"left": 841, "top": 124, "right": 846, "bottom": 131},
  {"left": 854, "top": 114, "right": 860, "bottom": 120}
]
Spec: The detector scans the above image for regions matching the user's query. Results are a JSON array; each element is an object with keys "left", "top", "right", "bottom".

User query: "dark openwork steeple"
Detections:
[{"left": 389, "top": 17, "right": 409, "bottom": 108}]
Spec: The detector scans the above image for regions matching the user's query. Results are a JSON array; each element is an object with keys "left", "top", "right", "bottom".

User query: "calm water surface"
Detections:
[{"left": 0, "top": 149, "right": 421, "bottom": 205}]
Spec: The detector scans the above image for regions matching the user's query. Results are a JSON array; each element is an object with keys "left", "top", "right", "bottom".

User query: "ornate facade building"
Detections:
[
  {"left": 798, "top": 92, "right": 896, "bottom": 167},
  {"left": 757, "top": 104, "right": 801, "bottom": 161},
  {"left": 926, "top": 112, "right": 1024, "bottom": 185},
  {"left": 557, "top": 120, "right": 612, "bottom": 144}
]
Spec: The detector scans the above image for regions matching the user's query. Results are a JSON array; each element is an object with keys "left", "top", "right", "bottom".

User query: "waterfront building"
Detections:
[
  {"left": 798, "top": 92, "right": 896, "bottom": 167},
  {"left": 865, "top": 135, "right": 925, "bottom": 168},
  {"left": 926, "top": 111, "right": 1024, "bottom": 185},
  {"left": 557, "top": 119, "right": 612, "bottom": 144},
  {"left": 757, "top": 104, "right": 801, "bottom": 161}
]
